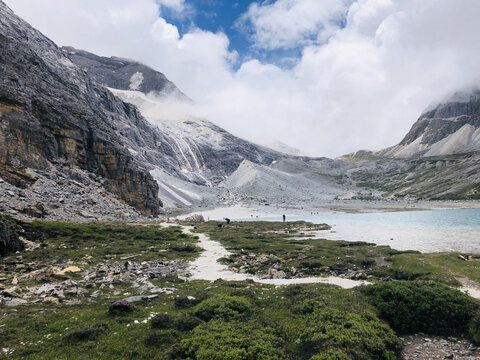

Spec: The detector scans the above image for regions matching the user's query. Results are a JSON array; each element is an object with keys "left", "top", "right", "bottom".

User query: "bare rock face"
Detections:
[
  {"left": 63, "top": 47, "right": 284, "bottom": 208},
  {"left": 0, "top": 219, "right": 23, "bottom": 256},
  {"left": 382, "top": 90, "right": 480, "bottom": 158},
  {"left": 0, "top": 1, "right": 162, "bottom": 215}
]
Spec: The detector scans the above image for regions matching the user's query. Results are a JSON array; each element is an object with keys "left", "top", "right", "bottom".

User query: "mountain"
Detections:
[
  {"left": 1, "top": 0, "right": 478, "bottom": 220},
  {"left": 265, "top": 140, "right": 306, "bottom": 156},
  {"left": 63, "top": 47, "right": 287, "bottom": 207},
  {"left": 63, "top": 48, "right": 374, "bottom": 209},
  {"left": 381, "top": 90, "right": 480, "bottom": 158},
  {"left": 0, "top": 1, "right": 288, "bottom": 215},
  {"left": 335, "top": 89, "right": 480, "bottom": 200},
  {"left": 61, "top": 46, "right": 189, "bottom": 101},
  {"left": 0, "top": 1, "right": 166, "bottom": 217}
]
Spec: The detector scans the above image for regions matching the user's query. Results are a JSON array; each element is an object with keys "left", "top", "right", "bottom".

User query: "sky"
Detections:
[{"left": 5, "top": 0, "right": 480, "bottom": 157}]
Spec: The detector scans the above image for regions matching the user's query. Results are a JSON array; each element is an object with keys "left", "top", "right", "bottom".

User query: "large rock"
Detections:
[{"left": 0, "top": 219, "right": 23, "bottom": 256}]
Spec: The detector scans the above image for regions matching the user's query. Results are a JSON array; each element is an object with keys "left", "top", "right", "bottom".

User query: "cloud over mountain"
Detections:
[{"left": 6, "top": 0, "right": 480, "bottom": 157}]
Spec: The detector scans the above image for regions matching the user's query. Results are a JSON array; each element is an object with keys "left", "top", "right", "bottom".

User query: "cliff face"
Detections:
[
  {"left": 0, "top": 1, "right": 162, "bottom": 215},
  {"left": 381, "top": 90, "right": 480, "bottom": 158}
]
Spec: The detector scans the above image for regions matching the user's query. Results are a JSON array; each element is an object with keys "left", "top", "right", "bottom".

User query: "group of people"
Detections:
[{"left": 225, "top": 214, "right": 287, "bottom": 223}]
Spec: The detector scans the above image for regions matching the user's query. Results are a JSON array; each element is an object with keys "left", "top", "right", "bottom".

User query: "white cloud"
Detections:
[
  {"left": 236, "top": 0, "right": 352, "bottom": 50},
  {"left": 156, "top": 0, "right": 187, "bottom": 13},
  {"left": 5, "top": 0, "right": 480, "bottom": 157}
]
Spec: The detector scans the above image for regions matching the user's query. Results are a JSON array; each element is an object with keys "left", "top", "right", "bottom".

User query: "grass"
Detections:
[
  {"left": 5, "top": 277, "right": 477, "bottom": 359},
  {"left": 1, "top": 280, "right": 403, "bottom": 360},
  {"left": 2, "top": 218, "right": 480, "bottom": 358},
  {"left": 15, "top": 221, "right": 200, "bottom": 265},
  {"left": 376, "top": 252, "right": 480, "bottom": 285}
]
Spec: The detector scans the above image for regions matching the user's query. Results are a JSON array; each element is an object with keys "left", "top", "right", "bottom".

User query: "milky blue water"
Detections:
[{"left": 240, "top": 208, "right": 480, "bottom": 254}]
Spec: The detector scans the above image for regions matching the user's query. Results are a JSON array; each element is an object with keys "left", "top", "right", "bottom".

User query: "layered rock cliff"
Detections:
[{"left": 0, "top": 1, "right": 163, "bottom": 215}]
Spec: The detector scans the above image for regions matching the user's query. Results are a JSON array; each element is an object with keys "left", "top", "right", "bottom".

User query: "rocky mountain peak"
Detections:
[
  {"left": 62, "top": 46, "right": 190, "bottom": 101},
  {"left": 382, "top": 88, "right": 480, "bottom": 158}
]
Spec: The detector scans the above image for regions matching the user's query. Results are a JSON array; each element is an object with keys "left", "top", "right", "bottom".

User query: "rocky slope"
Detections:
[
  {"left": 343, "top": 153, "right": 480, "bottom": 200},
  {"left": 381, "top": 89, "right": 480, "bottom": 158},
  {"left": 336, "top": 90, "right": 480, "bottom": 200},
  {"left": 0, "top": 2, "right": 349, "bottom": 215},
  {"left": 0, "top": 1, "right": 163, "bottom": 216},
  {"left": 63, "top": 48, "right": 288, "bottom": 207}
]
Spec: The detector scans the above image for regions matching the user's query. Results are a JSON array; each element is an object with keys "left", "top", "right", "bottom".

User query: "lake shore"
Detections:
[{"left": 175, "top": 199, "right": 480, "bottom": 221}]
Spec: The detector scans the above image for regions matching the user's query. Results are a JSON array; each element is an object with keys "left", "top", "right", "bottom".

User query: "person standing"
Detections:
[{"left": 282, "top": 214, "right": 286, "bottom": 222}]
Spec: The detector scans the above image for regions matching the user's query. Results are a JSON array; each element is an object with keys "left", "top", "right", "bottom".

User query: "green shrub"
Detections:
[
  {"left": 144, "top": 330, "right": 178, "bottom": 347},
  {"left": 468, "top": 311, "right": 480, "bottom": 345},
  {"left": 193, "top": 295, "right": 252, "bottom": 321},
  {"left": 151, "top": 313, "right": 173, "bottom": 329},
  {"left": 230, "top": 288, "right": 256, "bottom": 298},
  {"left": 294, "top": 299, "right": 317, "bottom": 315},
  {"left": 182, "top": 320, "right": 287, "bottom": 360},
  {"left": 174, "top": 314, "right": 202, "bottom": 331},
  {"left": 310, "top": 349, "right": 352, "bottom": 360},
  {"left": 283, "top": 285, "right": 304, "bottom": 298},
  {"left": 299, "top": 309, "right": 401, "bottom": 360},
  {"left": 171, "top": 244, "right": 197, "bottom": 252},
  {"left": 369, "top": 268, "right": 428, "bottom": 281},
  {"left": 174, "top": 296, "right": 200, "bottom": 308},
  {"left": 64, "top": 324, "right": 108, "bottom": 343},
  {"left": 361, "top": 281, "right": 477, "bottom": 335}
]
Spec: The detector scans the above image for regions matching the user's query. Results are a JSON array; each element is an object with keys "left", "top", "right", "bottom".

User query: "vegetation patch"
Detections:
[
  {"left": 362, "top": 281, "right": 478, "bottom": 335},
  {"left": 298, "top": 308, "right": 401, "bottom": 360},
  {"left": 64, "top": 324, "right": 108, "bottom": 343},
  {"left": 3, "top": 220, "right": 480, "bottom": 359},
  {"left": 181, "top": 320, "right": 288, "bottom": 360},
  {"left": 193, "top": 295, "right": 252, "bottom": 321},
  {"left": 15, "top": 221, "right": 200, "bottom": 265}
]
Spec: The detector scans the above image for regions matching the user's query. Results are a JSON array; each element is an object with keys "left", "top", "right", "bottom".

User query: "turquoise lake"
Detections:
[{"left": 240, "top": 208, "right": 480, "bottom": 254}]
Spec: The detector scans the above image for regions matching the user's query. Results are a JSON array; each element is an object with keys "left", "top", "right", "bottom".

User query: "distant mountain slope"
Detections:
[
  {"left": 344, "top": 153, "right": 480, "bottom": 200},
  {"left": 62, "top": 46, "right": 189, "bottom": 100},
  {"left": 381, "top": 90, "right": 480, "bottom": 158}
]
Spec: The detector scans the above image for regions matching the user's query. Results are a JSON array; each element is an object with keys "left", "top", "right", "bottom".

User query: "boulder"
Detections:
[
  {"left": 54, "top": 266, "right": 82, "bottom": 278},
  {"left": 0, "top": 220, "right": 24, "bottom": 256},
  {"left": 4, "top": 298, "right": 28, "bottom": 306}
]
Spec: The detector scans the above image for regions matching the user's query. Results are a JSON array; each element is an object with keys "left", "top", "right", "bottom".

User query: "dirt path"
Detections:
[{"left": 182, "top": 225, "right": 368, "bottom": 288}]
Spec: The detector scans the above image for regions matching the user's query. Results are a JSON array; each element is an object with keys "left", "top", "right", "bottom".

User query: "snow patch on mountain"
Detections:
[{"left": 129, "top": 72, "right": 144, "bottom": 90}]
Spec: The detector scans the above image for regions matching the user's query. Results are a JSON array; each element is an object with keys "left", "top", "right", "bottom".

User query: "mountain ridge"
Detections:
[{"left": 1, "top": 0, "right": 479, "bottom": 221}]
